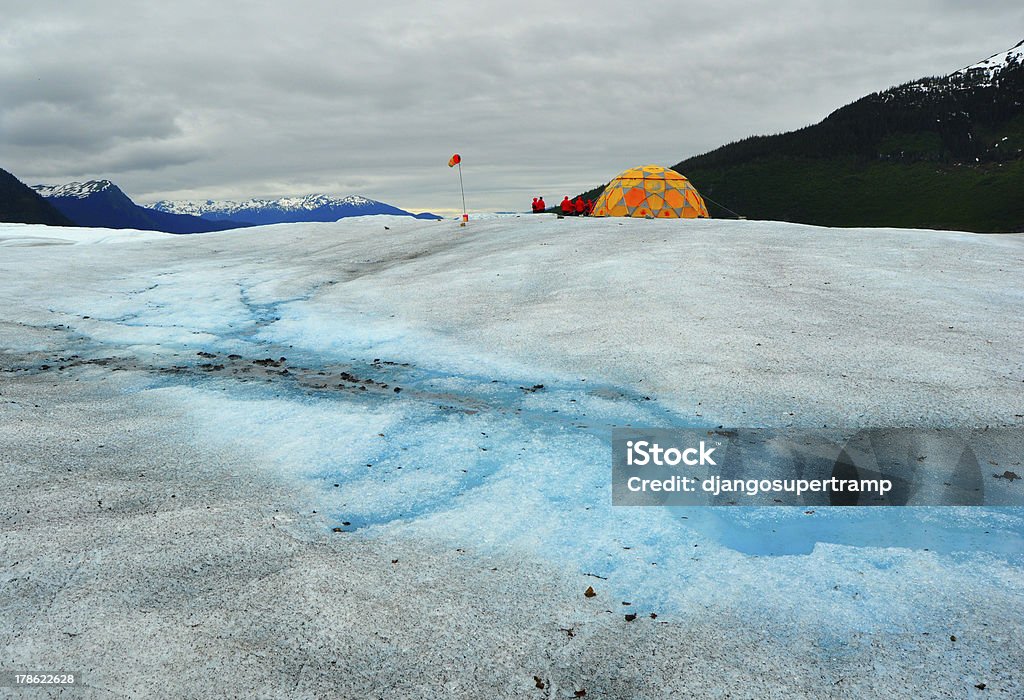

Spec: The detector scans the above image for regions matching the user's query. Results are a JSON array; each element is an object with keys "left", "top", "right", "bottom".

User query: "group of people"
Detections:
[{"left": 530, "top": 196, "right": 595, "bottom": 216}]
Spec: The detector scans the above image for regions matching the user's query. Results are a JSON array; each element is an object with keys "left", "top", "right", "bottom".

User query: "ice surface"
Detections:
[{"left": 1, "top": 216, "right": 1022, "bottom": 632}]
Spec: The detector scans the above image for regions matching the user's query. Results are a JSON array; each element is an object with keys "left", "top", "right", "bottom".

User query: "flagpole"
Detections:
[
  {"left": 458, "top": 161, "right": 467, "bottom": 226},
  {"left": 448, "top": 153, "right": 467, "bottom": 226}
]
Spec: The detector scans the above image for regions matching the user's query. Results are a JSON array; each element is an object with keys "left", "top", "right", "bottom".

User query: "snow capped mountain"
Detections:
[
  {"left": 150, "top": 194, "right": 440, "bottom": 224},
  {"left": 32, "top": 179, "right": 250, "bottom": 234},
  {"left": 33, "top": 180, "right": 117, "bottom": 199},
  {"left": 152, "top": 193, "right": 377, "bottom": 217},
  {"left": 954, "top": 38, "right": 1024, "bottom": 83},
  {"left": 267, "top": 194, "right": 374, "bottom": 210}
]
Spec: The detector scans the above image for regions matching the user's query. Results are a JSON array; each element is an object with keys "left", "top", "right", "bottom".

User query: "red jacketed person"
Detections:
[
  {"left": 561, "top": 196, "right": 573, "bottom": 216},
  {"left": 574, "top": 197, "right": 585, "bottom": 215},
  {"left": 586, "top": 198, "right": 594, "bottom": 215},
  {"left": 537, "top": 197, "right": 546, "bottom": 212}
]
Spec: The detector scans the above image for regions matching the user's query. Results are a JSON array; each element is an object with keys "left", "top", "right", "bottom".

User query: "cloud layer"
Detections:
[{"left": 3, "top": 0, "right": 1022, "bottom": 211}]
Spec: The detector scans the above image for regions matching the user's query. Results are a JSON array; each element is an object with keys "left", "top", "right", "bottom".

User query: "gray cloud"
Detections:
[{"left": 2, "top": 0, "right": 1022, "bottom": 212}]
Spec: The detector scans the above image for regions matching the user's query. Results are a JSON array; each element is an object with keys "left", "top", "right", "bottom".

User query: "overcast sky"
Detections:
[{"left": 2, "top": 1, "right": 1022, "bottom": 213}]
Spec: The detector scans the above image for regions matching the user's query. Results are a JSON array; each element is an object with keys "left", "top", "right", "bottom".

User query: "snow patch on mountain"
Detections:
[
  {"left": 875, "top": 38, "right": 1023, "bottom": 100},
  {"left": 33, "top": 180, "right": 117, "bottom": 199},
  {"left": 953, "top": 38, "right": 1024, "bottom": 82}
]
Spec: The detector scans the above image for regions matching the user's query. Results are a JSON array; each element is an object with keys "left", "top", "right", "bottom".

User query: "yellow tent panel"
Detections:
[{"left": 591, "top": 165, "right": 709, "bottom": 219}]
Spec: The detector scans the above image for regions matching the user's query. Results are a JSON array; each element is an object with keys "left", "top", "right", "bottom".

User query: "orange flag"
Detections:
[{"left": 448, "top": 153, "right": 461, "bottom": 167}]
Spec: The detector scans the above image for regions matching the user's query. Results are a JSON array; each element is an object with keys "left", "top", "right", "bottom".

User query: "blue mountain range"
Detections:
[
  {"left": 32, "top": 181, "right": 442, "bottom": 234},
  {"left": 150, "top": 193, "right": 442, "bottom": 225},
  {"left": 33, "top": 181, "right": 250, "bottom": 234}
]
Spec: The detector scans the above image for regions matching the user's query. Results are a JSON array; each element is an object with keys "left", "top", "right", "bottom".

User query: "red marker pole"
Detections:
[
  {"left": 448, "top": 153, "right": 468, "bottom": 227},
  {"left": 457, "top": 160, "right": 467, "bottom": 226}
]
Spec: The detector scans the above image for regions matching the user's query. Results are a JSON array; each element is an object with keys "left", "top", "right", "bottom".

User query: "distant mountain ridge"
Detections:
[
  {"left": 152, "top": 193, "right": 376, "bottom": 217},
  {"left": 578, "top": 39, "right": 1024, "bottom": 232},
  {"left": 151, "top": 194, "right": 441, "bottom": 224},
  {"left": 33, "top": 180, "right": 250, "bottom": 234},
  {"left": 0, "top": 168, "right": 74, "bottom": 226}
]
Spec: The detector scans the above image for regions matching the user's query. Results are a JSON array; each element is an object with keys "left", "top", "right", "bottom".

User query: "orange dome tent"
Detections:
[{"left": 591, "top": 165, "right": 709, "bottom": 219}]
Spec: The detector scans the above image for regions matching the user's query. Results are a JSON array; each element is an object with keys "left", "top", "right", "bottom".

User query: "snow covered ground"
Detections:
[{"left": 1, "top": 214, "right": 1022, "bottom": 696}]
